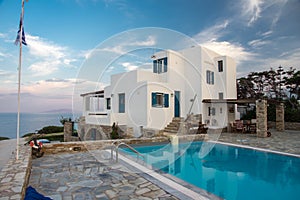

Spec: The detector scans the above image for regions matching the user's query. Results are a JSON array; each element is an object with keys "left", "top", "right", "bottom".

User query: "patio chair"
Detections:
[
  {"left": 235, "top": 120, "right": 245, "bottom": 133},
  {"left": 230, "top": 122, "right": 237, "bottom": 132}
]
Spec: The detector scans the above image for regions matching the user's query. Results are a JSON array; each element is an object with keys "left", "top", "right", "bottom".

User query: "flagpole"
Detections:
[{"left": 16, "top": 0, "right": 25, "bottom": 160}]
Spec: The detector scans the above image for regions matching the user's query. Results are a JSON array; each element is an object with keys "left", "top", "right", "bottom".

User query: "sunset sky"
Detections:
[{"left": 0, "top": 0, "right": 299, "bottom": 113}]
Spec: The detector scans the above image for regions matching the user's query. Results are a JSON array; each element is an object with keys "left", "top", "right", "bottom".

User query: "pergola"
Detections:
[{"left": 202, "top": 98, "right": 285, "bottom": 137}]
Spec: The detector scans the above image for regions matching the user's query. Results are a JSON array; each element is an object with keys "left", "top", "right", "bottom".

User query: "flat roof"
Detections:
[
  {"left": 80, "top": 90, "right": 104, "bottom": 97},
  {"left": 202, "top": 98, "right": 282, "bottom": 105}
]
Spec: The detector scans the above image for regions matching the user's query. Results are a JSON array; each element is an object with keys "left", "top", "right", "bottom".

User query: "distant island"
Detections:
[{"left": 40, "top": 109, "right": 79, "bottom": 114}]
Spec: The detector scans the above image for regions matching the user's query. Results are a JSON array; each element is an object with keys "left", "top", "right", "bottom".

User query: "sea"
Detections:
[{"left": 0, "top": 113, "right": 81, "bottom": 139}]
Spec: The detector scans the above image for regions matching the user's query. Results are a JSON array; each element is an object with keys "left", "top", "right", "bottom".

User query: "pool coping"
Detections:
[
  {"left": 210, "top": 140, "right": 300, "bottom": 158},
  {"left": 117, "top": 139, "right": 300, "bottom": 200},
  {"left": 113, "top": 150, "right": 221, "bottom": 200}
]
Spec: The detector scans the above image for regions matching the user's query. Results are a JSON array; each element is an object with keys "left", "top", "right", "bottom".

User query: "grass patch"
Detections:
[
  {"left": 0, "top": 136, "right": 10, "bottom": 141},
  {"left": 24, "top": 132, "right": 64, "bottom": 142}
]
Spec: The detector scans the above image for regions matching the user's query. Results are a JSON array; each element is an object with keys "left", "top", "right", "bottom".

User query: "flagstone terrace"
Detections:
[{"left": 0, "top": 130, "right": 299, "bottom": 199}]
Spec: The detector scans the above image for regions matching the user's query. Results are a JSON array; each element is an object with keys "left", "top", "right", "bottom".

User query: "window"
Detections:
[
  {"left": 218, "top": 60, "right": 223, "bottom": 72},
  {"left": 106, "top": 98, "right": 111, "bottom": 110},
  {"left": 118, "top": 93, "right": 125, "bottom": 113},
  {"left": 153, "top": 57, "right": 167, "bottom": 74},
  {"left": 206, "top": 70, "right": 214, "bottom": 85},
  {"left": 219, "top": 92, "right": 223, "bottom": 100},
  {"left": 208, "top": 107, "right": 216, "bottom": 116},
  {"left": 152, "top": 92, "right": 169, "bottom": 108}
]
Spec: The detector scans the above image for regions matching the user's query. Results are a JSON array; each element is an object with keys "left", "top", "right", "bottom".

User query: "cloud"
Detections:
[
  {"left": 0, "top": 52, "right": 11, "bottom": 58},
  {"left": 84, "top": 35, "right": 157, "bottom": 59},
  {"left": 0, "top": 70, "right": 15, "bottom": 78},
  {"left": 0, "top": 32, "right": 6, "bottom": 38},
  {"left": 260, "top": 30, "right": 273, "bottom": 37},
  {"left": 266, "top": 48, "right": 300, "bottom": 68},
  {"left": 121, "top": 62, "right": 138, "bottom": 71},
  {"left": 27, "top": 35, "right": 66, "bottom": 59},
  {"left": 193, "top": 21, "right": 254, "bottom": 64},
  {"left": 237, "top": 0, "right": 289, "bottom": 27},
  {"left": 242, "top": 0, "right": 263, "bottom": 26},
  {"left": 22, "top": 78, "right": 76, "bottom": 97},
  {"left": 130, "top": 36, "right": 156, "bottom": 46},
  {"left": 26, "top": 34, "right": 76, "bottom": 76},
  {"left": 202, "top": 41, "right": 254, "bottom": 64},
  {"left": 45, "top": 78, "right": 71, "bottom": 83},
  {"left": 193, "top": 20, "right": 229, "bottom": 43},
  {"left": 248, "top": 39, "right": 270, "bottom": 48},
  {"left": 28, "top": 60, "right": 60, "bottom": 76}
]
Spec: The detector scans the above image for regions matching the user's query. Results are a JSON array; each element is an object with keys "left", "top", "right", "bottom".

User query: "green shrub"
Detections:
[
  {"left": 0, "top": 136, "right": 10, "bottom": 141},
  {"left": 22, "top": 133, "right": 35, "bottom": 138},
  {"left": 110, "top": 123, "right": 120, "bottom": 139},
  {"left": 42, "top": 134, "right": 64, "bottom": 142},
  {"left": 38, "top": 126, "right": 63, "bottom": 134}
]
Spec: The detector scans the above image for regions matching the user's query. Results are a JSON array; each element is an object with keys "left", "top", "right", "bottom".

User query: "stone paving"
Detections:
[
  {"left": 0, "top": 129, "right": 299, "bottom": 199},
  {"left": 0, "top": 138, "right": 31, "bottom": 200},
  {"left": 215, "top": 129, "right": 300, "bottom": 155},
  {"left": 28, "top": 150, "right": 181, "bottom": 200}
]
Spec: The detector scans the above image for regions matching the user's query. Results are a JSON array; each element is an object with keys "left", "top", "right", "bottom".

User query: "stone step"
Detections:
[
  {"left": 164, "top": 129, "right": 179, "bottom": 133},
  {"left": 172, "top": 117, "right": 184, "bottom": 122},
  {"left": 166, "top": 123, "right": 179, "bottom": 128},
  {"left": 164, "top": 126, "right": 179, "bottom": 131}
]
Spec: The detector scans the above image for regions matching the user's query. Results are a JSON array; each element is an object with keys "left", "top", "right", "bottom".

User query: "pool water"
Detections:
[{"left": 121, "top": 141, "right": 300, "bottom": 200}]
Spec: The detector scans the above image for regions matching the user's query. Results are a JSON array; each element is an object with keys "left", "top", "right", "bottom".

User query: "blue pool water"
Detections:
[{"left": 121, "top": 142, "right": 300, "bottom": 200}]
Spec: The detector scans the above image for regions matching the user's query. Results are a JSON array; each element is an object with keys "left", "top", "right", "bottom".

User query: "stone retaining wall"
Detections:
[
  {"left": 0, "top": 140, "right": 32, "bottom": 200},
  {"left": 44, "top": 137, "right": 171, "bottom": 154},
  {"left": 268, "top": 121, "right": 300, "bottom": 130}
]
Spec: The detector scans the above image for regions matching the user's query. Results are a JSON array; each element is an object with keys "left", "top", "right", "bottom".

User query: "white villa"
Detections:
[{"left": 79, "top": 45, "right": 237, "bottom": 140}]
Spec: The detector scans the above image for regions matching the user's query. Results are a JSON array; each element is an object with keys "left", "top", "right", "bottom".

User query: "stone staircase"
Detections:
[
  {"left": 163, "top": 117, "right": 184, "bottom": 133},
  {"left": 163, "top": 114, "right": 202, "bottom": 134}
]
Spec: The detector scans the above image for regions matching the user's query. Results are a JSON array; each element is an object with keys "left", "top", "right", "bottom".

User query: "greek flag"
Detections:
[{"left": 15, "top": 15, "right": 27, "bottom": 46}]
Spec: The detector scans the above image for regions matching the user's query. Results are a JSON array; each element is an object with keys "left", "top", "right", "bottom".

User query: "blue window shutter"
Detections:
[
  {"left": 164, "top": 93, "right": 169, "bottom": 107},
  {"left": 206, "top": 71, "right": 209, "bottom": 84},
  {"left": 158, "top": 61, "right": 162, "bottom": 73},
  {"left": 152, "top": 92, "right": 157, "bottom": 107},
  {"left": 153, "top": 60, "right": 158, "bottom": 73},
  {"left": 164, "top": 57, "right": 168, "bottom": 72},
  {"left": 212, "top": 72, "right": 214, "bottom": 84}
]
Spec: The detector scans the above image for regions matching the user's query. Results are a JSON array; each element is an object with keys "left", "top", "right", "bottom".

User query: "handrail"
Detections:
[
  {"left": 111, "top": 141, "right": 144, "bottom": 162},
  {"left": 185, "top": 94, "right": 197, "bottom": 122}
]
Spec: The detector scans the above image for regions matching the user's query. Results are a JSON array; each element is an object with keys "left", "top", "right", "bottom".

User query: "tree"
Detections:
[
  {"left": 285, "top": 69, "right": 300, "bottom": 99},
  {"left": 237, "top": 77, "right": 255, "bottom": 99},
  {"left": 60, "top": 116, "right": 72, "bottom": 125},
  {"left": 237, "top": 66, "right": 300, "bottom": 122}
]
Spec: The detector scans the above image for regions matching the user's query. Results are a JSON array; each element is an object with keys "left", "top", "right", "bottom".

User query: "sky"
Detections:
[{"left": 0, "top": 0, "right": 299, "bottom": 113}]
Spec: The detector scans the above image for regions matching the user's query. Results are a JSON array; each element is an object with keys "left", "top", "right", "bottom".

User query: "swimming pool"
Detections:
[{"left": 121, "top": 141, "right": 300, "bottom": 200}]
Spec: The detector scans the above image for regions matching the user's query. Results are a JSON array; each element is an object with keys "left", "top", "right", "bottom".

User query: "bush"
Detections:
[
  {"left": 22, "top": 132, "right": 35, "bottom": 138},
  {"left": 110, "top": 123, "right": 120, "bottom": 139},
  {"left": 42, "top": 134, "right": 64, "bottom": 142},
  {"left": 241, "top": 108, "right": 256, "bottom": 120},
  {"left": 285, "top": 108, "right": 300, "bottom": 122},
  {"left": 38, "top": 126, "right": 63, "bottom": 134},
  {"left": 60, "top": 116, "right": 72, "bottom": 125},
  {"left": 0, "top": 136, "right": 10, "bottom": 141}
]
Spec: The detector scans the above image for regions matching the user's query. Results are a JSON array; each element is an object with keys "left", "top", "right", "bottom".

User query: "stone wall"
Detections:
[
  {"left": 64, "top": 122, "right": 80, "bottom": 142},
  {"left": 78, "top": 117, "right": 111, "bottom": 140},
  {"left": 43, "top": 137, "right": 170, "bottom": 154},
  {"left": 0, "top": 140, "right": 32, "bottom": 200},
  {"left": 256, "top": 99, "right": 268, "bottom": 137},
  {"left": 276, "top": 103, "right": 285, "bottom": 131},
  {"left": 268, "top": 121, "right": 300, "bottom": 131},
  {"left": 78, "top": 116, "right": 135, "bottom": 141}
]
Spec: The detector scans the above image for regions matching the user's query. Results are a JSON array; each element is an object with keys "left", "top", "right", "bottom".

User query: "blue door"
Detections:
[
  {"left": 119, "top": 93, "right": 125, "bottom": 113},
  {"left": 174, "top": 91, "right": 180, "bottom": 117}
]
